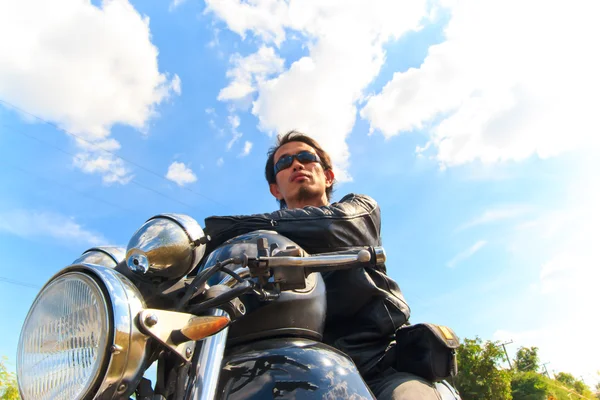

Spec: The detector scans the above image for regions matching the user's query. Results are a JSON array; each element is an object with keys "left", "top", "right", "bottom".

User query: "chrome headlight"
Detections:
[
  {"left": 72, "top": 246, "right": 126, "bottom": 268},
  {"left": 126, "top": 214, "right": 207, "bottom": 282},
  {"left": 17, "top": 264, "right": 149, "bottom": 400}
]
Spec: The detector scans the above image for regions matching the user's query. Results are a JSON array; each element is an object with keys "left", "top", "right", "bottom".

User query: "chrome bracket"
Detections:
[{"left": 138, "top": 309, "right": 196, "bottom": 364}]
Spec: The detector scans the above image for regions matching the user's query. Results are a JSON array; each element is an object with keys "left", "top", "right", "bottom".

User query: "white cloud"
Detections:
[
  {"left": 456, "top": 205, "right": 530, "bottom": 233},
  {"left": 528, "top": 220, "right": 600, "bottom": 384},
  {"left": 73, "top": 137, "right": 121, "bottom": 153},
  {"left": 206, "top": 0, "right": 429, "bottom": 182},
  {"left": 70, "top": 137, "right": 133, "bottom": 184},
  {"left": 361, "top": 0, "right": 600, "bottom": 167},
  {"left": 0, "top": 209, "right": 106, "bottom": 245},
  {"left": 74, "top": 152, "right": 132, "bottom": 185},
  {"left": 0, "top": 0, "right": 180, "bottom": 183},
  {"left": 493, "top": 154, "right": 600, "bottom": 386},
  {"left": 446, "top": 240, "right": 487, "bottom": 268},
  {"left": 170, "top": 74, "right": 182, "bottom": 95},
  {"left": 166, "top": 161, "right": 197, "bottom": 186},
  {"left": 204, "top": 0, "right": 290, "bottom": 45},
  {"left": 205, "top": 107, "right": 218, "bottom": 130},
  {"left": 207, "top": 27, "right": 221, "bottom": 49},
  {"left": 228, "top": 114, "right": 240, "bottom": 130},
  {"left": 169, "top": 0, "right": 187, "bottom": 11},
  {"left": 226, "top": 114, "right": 242, "bottom": 150},
  {"left": 532, "top": 181, "right": 599, "bottom": 299},
  {"left": 218, "top": 46, "right": 284, "bottom": 101},
  {"left": 216, "top": 157, "right": 224, "bottom": 167},
  {"left": 515, "top": 209, "right": 578, "bottom": 240},
  {"left": 239, "top": 141, "right": 253, "bottom": 157},
  {"left": 227, "top": 132, "right": 242, "bottom": 150}
]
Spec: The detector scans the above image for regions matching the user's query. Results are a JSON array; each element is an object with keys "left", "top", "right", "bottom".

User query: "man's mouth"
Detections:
[{"left": 291, "top": 173, "right": 310, "bottom": 183}]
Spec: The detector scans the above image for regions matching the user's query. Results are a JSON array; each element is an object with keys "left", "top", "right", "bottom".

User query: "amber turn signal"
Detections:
[{"left": 179, "top": 315, "right": 230, "bottom": 341}]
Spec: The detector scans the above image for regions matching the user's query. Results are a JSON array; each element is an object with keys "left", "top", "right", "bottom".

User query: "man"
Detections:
[{"left": 204, "top": 131, "right": 442, "bottom": 399}]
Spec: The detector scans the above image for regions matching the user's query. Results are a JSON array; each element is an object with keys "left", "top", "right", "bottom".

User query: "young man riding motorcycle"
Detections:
[{"left": 203, "top": 130, "right": 444, "bottom": 399}]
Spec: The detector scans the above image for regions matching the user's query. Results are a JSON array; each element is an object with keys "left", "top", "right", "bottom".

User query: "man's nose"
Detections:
[{"left": 291, "top": 158, "right": 305, "bottom": 171}]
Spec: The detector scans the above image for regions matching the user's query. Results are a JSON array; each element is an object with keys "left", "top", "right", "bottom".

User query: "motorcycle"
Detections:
[{"left": 16, "top": 213, "right": 461, "bottom": 399}]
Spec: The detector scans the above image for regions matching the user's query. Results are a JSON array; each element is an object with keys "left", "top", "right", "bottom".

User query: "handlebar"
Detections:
[{"left": 184, "top": 246, "right": 387, "bottom": 313}]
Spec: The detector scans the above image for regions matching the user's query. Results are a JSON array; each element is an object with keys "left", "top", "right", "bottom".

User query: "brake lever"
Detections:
[
  {"left": 246, "top": 246, "right": 386, "bottom": 291},
  {"left": 260, "top": 246, "right": 386, "bottom": 271}
]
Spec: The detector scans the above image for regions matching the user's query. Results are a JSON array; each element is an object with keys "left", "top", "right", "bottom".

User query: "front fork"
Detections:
[{"left": 188, "top": 309, "right": 229, "bottom": 400}]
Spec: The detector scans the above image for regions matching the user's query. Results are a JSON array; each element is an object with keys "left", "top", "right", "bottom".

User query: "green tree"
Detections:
[
  {"left": 455, "top": 337, "right": 513, "bottom": 400},
  {"left": 556, "top": 372, "right": 576, "bottom": 387},
  {"left": 572, "top": 379, "right": 591, "bottom": 396},
  {"left": 0, "top": 357, "right": 20, "bottom": 400},
  {"left": 511, "top": 371, "right": 548, "bottom": 400},
  {"left": 552, "top": 372, "right": 595, "bottom": 399},
  {"left": 514, "top": 347, "right": 540, "bottom": 373}
]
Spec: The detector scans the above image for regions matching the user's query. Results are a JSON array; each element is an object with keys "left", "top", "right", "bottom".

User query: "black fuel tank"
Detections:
[
  {"left": 217, "top": 338, "right": 375, "bottom": 400},
  {"left": 200, "top": 231, "right": 326, "bottom": 345}
]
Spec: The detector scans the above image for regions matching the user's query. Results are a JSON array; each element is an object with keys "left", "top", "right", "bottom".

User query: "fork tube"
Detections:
[{"left": 190, "top": 309, "right": 228, "bottom": 400}]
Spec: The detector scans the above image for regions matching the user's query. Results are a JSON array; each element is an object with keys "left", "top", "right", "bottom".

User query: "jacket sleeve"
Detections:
[{"left": 203, "top": 193, "right": 382, "bottom": 256}]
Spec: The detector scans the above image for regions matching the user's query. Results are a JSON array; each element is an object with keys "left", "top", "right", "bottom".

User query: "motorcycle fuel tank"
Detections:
[{"left": 217, "top": 338, "right": 374, "bottom": 400}]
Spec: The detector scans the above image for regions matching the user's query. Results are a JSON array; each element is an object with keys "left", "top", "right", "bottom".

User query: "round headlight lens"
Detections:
[{"left": 17, "top": 272, "right": 110, "bottom": 400}]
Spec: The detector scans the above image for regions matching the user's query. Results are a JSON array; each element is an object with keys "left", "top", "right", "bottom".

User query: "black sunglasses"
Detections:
[{"left": 274, "top": 151, "right": 321, "bottom": 175}]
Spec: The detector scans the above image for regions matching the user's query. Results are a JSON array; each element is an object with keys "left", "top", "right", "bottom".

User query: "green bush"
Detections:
[
  {"left": 0, "top": 357, "right": 20, "bottom": 400},
  {"left": 510, "top": 372, "right": 595, "bottom": 400},
  {"left": 511, "top": 371, "right": 548, "bottom": 400},
  {"left": 543, "top": 375, "right": 594, "bottom": 400}
]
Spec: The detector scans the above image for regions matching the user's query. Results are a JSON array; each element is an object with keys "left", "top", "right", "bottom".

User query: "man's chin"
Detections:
[{"left": 289, "top": 186, "right": 321, "bottom": 206}]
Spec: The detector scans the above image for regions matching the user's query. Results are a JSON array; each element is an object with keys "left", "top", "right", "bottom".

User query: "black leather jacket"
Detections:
[{"left": 203, "top": 193, "right": 411, "bottom": 376}]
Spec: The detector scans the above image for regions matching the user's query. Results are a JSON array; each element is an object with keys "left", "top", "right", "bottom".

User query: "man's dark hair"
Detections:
[{"left": 265, "top": 130, "right": 335, "bottom": 209}]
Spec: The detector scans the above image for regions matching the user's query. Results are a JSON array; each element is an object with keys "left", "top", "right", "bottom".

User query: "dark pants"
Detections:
[{"left": 367, "top": 368, "right": 442, "bottom": 400}]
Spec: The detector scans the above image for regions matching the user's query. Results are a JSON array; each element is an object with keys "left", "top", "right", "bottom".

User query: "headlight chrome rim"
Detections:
[
  {"left": 17, "top": 263, "right": 150, "bottom": 400},
  {"left": 17, "top": 272, "right": 112, "bottom": 400},
  {"left": 72, "top": 247, "right": 126, "bottom": 268},
  {"left": 126, "top": 213, "right": 207, "bottom": 282}
]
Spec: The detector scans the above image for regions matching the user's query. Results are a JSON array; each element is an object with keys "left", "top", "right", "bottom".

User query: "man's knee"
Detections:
[
  {"left": 371, "top": 371, "right": 440, "bottom": 400},
  {"left": 385, "top": 378, "right": 439, "bottom": 400}
]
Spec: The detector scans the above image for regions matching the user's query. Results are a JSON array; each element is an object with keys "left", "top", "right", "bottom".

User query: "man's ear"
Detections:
[
  {"left": 269, "top": 183, "right": 283, "bottom": 200},
  {"left": 325, "top": 169, "right": 335, "bottom": 188}
]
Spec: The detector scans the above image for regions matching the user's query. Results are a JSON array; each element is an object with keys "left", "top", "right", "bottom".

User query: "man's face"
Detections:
[{"left": 270, "top": 141, "right": 334, "bottom": 209}]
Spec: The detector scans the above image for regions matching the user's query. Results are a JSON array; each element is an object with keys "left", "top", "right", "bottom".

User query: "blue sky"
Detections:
[{"left": 1, "top": 0, "right": 599, "bottom": 386}]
